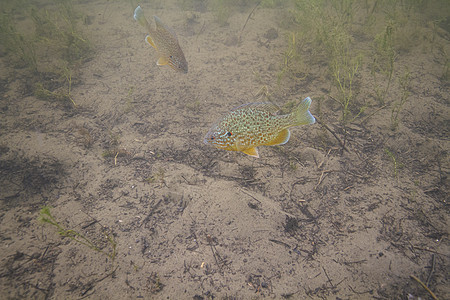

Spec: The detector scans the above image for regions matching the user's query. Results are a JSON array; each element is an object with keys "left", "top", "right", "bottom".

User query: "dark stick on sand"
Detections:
[
  {"left": 239, "top": 1, "right": 261, "bottom": 43},
  {"left": 315, "top": 116, "right": 349, "bottom": 152},
  {"left": 410, "top": 275, "right": 439, "bottom": 300}
]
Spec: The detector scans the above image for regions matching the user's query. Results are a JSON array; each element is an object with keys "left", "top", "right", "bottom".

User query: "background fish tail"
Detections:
[
  {"left": 134, "top": 6, "right": 151, "bottom": 32},
  {"left": 291, "top": 97, "right": 315, "bottom": 126}
]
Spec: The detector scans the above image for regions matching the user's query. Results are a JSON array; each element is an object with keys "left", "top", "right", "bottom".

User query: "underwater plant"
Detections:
[
  {"left": 384, "top": 148, "right": 403, "bottom": 178},
  {"left": 329, "top": 35, "right": 363, "bottom": 124},
  {"left": 209, "top": 0, "right": 263, "bottom": 26},
  {"left": 0, "top": 12, "right": 38, "bottom": 73},
  {"left": 146, "top": 167, "right": 166, "bottom": 186},
  {"left": 437, "top": 45, "right": 449, "bottom": 82},
  {"left": 371, "top": 21, "right": 396, "bottom": 106},
  {"left": 31, "top": 0, "right": 93, "bottom": 66},
  {"left": 124, "top": 86, "right": 135, "bottom": 113},
  {"left": 277, "top": 31, "right": 307, "bottom": 84},
  {"left": 39, "top": 206, "right": 117, "bottom": 262},
  {"left": 289, "top": 0, "right": 365, "bottom": 125},
  {"left": 1, "top": 0, "right": 92, "bottom": 105},
  {"left": 390, "top": 70, "right": 411, "bottom": 131},
  {"left": 34, "top": 65, "right": 76, "bottom": 107}
]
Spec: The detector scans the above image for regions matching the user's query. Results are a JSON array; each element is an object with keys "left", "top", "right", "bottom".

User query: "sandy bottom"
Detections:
[{"left": 0, "top": 1, "right": 449, "bottom": 299}]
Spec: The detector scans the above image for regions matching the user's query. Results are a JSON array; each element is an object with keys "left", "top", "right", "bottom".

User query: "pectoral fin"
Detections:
[
  {"left": 145, "top": 35, "right": 156, "bottom": 49},
  {"left": 242, "top": 147, "right": 259, "bottom": 158},
  {"left": 266, "top": 129, "right": 290, "bottom": 146},
  {"left": 157, "top": 56, "right": 169, "bottom": 66}
]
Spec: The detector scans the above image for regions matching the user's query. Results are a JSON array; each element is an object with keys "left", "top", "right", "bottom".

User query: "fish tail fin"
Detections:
[
  {"left": 134, "top": 6, "right": 150, "bottom": 29},
  {"left": 291, "top": 97, "right": 316, "bottom": 126}
]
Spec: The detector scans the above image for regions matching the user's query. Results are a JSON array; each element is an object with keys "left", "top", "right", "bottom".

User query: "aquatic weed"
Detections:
[
  {"left": 290, "top": 0, "right": 365, "bottom": 124},
  {"left": 1, "top": 0, "right": 93, "bottom": 103},
  {"left": 31, "top": 1, "right": 93, "bottom": 66},
  {"left": 330, "top": 44, "right": 363, "bottom": 124},
  {"left": 33, "top": 65, "right": 76, "bottom": 107},
  {"left": 277, "top": 31, "right": 307, "bottom": 84},
  {"left": 210, "top": 0, "right": 233, "bottom": 26},
  {"left": 371, "top": 21, "right": 396, "bottom": 106},
  {"left": 0, "top": 12, "right": 38, "bottom": 73},
  {"left": 210, "top": 0, "right": 261, "bottom": 26},
  {"left": 124, "top": 86, "right": 135, "bottom": 113},
  {"left": 146, "top": 167, "right": 166, "bottom": 186},
  {"left": 384, "top": 148, "right": 403, "bottom": 178},
  {"left": 437, "top": 46, "right": 449, "bottom": 82},
  {"left": 101, "top": 133, "right": 131, "bottom": 165},
  {"left": 39, "top": 206, "right": 117, "bottom": 262},
  {"left": 390, "top": 70, "right": 411, "bottom": 131}
]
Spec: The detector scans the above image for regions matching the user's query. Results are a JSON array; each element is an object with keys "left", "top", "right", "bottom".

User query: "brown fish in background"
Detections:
[{"left": 134, "top": 6, "right": 188, "bottom": 73}]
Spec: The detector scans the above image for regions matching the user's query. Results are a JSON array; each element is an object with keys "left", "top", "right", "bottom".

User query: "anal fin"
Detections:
[
  {"left": 266, "top": 129, "right": 290, "bottom": 146},
  {"left": 242, "top": 147, "right": 259, "bottom": 158}
]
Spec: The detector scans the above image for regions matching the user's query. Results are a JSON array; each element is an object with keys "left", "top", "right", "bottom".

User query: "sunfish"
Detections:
[
  {"left": 134, "top": 6, "right": 188, "bottom": 73},
  {"left": 204, "top": 97, "right": 315, "bottom": 158}
]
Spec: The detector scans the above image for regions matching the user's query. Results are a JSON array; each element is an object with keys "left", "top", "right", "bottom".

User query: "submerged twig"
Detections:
[
  {"left": 206, "top": 234, "right": 230, "bottom": 272},
  {"left": 314, "top": 170, "right": 333, "bottom": 190},
  {"left": 359, "top": 105, "right": 386, "bottom": 125},
  {"left": 315, "top": 116, "right": 349, "bottom": 152},
  {"left": 238, "top": 1, "right": 261, "bottom": 43},
  {"left": 140, "top": 199, "right": 162, "bottom": 227},
  {"left": 322, "top": 266, "right": 334, "bottom": 288},
  {"left": 426, "top": 254, "right": 436, "bottom": 287},
  {"left": 410, "top": 275, "right": 438, "bottom": 300}
]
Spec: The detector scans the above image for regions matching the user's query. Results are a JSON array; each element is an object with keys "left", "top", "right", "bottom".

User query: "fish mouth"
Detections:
[
  {"left": 180, "top": 64, "right": 188, "bottom": 73},
  {"left": 203, "top": 134, "right": 211, "bottom": 145},
  {"left": 203, "top": 130, "right": 214, "bottom": 145},
  {"left": 174, "top": 65, "right": 188, "bottom": 74},
  {"left": 173, "top": 60, "right": 188, "bottom": 73},
  {"left": 168, "top": 59, "right": 188, "bottom": 73}
]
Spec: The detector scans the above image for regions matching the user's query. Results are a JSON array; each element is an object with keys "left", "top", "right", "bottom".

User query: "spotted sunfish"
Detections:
[
  {"left": 204, "top": 97, "right": 315, "bottom": 158},
  {"left": 133, "top": 6, "right": 188, "bottom": 73}
]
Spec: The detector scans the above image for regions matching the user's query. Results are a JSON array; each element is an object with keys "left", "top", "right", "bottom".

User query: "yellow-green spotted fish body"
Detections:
[
  {"left": 204, "top": 97, "right": 315, "bottom": 158},
  {"left": 134, "top": 6, "right": 188, "bottom": 73}
]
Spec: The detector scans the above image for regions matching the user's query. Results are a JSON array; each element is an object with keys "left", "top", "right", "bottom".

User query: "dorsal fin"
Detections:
[
  {"left": 231, "top": 102, "right": 280, "bottom": 113},
  {"left": 153, "top": 15, "right": 178, "bottom": 40}
]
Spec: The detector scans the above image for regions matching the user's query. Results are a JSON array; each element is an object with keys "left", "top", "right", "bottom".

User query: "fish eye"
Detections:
[
  {"left": 227, "top": 132, "right": 232, "bottom": 137},
  {"left": 210, "top": 136, "right": 215, "bottom": 140}
]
